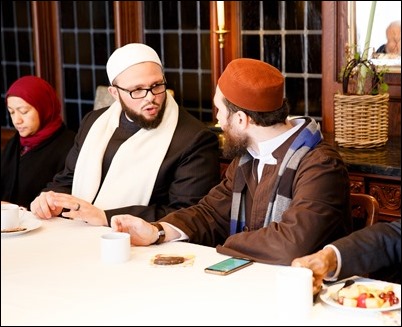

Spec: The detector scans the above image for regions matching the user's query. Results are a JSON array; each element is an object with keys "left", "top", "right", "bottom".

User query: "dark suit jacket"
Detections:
[
  {"left": 44, "top": 106, "right": 221, "bottom": 224},
  {"left": 1, "top": 124, "right": 76, "bottom": 208},
  {"left": 335, "top": 220, "right": 401, "bottom": 283}
]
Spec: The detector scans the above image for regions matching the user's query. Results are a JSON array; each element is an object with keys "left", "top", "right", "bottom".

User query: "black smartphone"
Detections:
[{"left": 204, "top": 257, "right": 253, "bottom": 275}]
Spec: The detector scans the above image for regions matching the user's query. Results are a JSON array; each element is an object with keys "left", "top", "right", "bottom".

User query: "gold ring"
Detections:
[{"left": 75, "top": 203, "right": 80, "bottom": 211}]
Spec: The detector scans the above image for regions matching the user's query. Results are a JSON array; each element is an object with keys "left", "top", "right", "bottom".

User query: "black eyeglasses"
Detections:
[{"left": 113, "top": 83, "right": 167, "bottom": 99}]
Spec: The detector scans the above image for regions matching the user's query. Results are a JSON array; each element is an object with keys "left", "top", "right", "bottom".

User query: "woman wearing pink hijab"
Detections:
[{"left": 1, "top": 76, "right": 76, "bottom": 208}]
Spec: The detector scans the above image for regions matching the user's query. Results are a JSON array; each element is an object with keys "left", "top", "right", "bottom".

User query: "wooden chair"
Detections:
[{"left": 350, "top": 193, "right": 380, "bottom": 231}]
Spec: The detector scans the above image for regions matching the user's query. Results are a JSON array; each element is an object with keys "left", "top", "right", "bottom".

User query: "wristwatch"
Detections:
[{"left": 151, "top": 222, "right": 165, "bottom": 245}]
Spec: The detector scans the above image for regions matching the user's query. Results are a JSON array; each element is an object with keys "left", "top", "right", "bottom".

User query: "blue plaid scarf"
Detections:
[{"left": 230, "top": 117, "right": 323, "bottom": 235}]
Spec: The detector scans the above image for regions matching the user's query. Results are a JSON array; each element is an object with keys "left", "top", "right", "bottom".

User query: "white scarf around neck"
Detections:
[{"left": 72, "top": 92, "right": 178, "bottom": 209}]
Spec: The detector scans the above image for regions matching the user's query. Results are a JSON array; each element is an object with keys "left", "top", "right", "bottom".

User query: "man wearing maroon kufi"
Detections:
[{"left": 110, "top": 58, "right": 352, "bottom": 265}]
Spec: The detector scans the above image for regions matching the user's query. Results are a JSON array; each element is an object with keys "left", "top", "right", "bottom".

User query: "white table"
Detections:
[{"left": 2, "top": 215, "right": 400, "bottom": 326}]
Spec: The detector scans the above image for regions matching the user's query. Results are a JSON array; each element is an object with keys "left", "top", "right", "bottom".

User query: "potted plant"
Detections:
[
  {"left": 340, "top": 44, "right": 389, "bottom": 96},
  {"left": 334, "top": 1, "right": 389, "bottom": 149}
]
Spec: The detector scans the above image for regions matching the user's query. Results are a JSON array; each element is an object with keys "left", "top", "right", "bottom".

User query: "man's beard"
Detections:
[
  {"left": 222, "top": 123, "right": 249, "bottom": 159},
  {"left": 120, "top": 97, "right": 166, "bottom": 130}
]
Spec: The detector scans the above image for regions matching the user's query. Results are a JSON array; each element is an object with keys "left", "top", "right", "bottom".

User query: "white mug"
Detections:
[
  {"left": 274, "top": 266, "right": 313, "bottom": 322},
  {"left": 101, "top": 232, "right": 131, "bottom": 264},
  {"left": 1, "top": 203, "right": 25, "bottom": 231}
]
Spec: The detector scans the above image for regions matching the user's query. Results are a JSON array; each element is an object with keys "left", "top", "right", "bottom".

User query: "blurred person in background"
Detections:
[
  {"left": 376, "top": 20, "right": 401, "bottom": 55},
  {"left": 109, "top": 58, "right": 352, "bottom": 264},
  {"left": 30, "top": 43, "right": 221, "bottom": 226},
  {"left": 1, "top": 76, "right": 76, "bottom": 208}
]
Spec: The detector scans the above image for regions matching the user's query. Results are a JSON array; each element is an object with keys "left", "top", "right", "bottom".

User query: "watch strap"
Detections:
[{"left": 151, "top": 222, "right": 165, "bottom": 245}]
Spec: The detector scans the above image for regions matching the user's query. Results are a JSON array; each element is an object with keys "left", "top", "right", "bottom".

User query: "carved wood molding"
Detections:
[
  {"left": 350, "top": 181, "right": 364, "bottom": 194},
  {"left": 369, "top": 184, "right": 401, "bottom": 216}
]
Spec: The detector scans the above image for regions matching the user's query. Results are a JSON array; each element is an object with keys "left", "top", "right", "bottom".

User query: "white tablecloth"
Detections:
[{"left": 1, "top": 216, "right": 400, "bottom": 326}]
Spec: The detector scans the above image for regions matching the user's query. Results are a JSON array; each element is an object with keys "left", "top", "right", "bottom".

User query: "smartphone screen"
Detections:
[{"left": 204, "top": 257, "right": 253, "bottom": 275}]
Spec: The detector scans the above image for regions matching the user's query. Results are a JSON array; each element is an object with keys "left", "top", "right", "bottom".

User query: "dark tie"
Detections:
[{"left": 252, "top": 158, "right": 259, "bottom": 182}]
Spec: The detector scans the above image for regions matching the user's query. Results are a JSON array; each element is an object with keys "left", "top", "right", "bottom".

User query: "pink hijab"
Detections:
[{"left": 6, "top": 76, "right": 63, "bottom": 152}]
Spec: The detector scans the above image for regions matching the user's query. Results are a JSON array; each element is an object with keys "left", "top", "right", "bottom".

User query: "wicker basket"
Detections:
[{"left": 334, "top": 93, "right": 389, "bottom": 148}]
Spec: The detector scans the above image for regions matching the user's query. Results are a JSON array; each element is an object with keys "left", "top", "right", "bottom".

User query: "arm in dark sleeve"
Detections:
[{"left": 335, "top": 220, "right": 401, "bottom": 280}]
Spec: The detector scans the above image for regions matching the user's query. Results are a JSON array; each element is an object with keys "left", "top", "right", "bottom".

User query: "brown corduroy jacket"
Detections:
[{"left": 160, "top": 121, "right": 352, "bottom": 265}]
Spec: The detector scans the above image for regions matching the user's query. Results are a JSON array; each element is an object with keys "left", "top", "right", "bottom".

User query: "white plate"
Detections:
[
  {"left": 1, "top": 211, "right": 42, "bottom": 237},
  {"left": 320, "top": 281, "right": 401, "bottom": 312}
]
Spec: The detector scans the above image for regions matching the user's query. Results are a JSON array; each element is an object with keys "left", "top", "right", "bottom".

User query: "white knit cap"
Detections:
[{"left": 106, "top": 43, "right": 162, "bottom": 84}]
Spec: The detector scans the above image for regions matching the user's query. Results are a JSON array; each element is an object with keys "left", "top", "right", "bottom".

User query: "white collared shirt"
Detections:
[{"left": 248, "top": 118, "right": 304, "bottom": 182}]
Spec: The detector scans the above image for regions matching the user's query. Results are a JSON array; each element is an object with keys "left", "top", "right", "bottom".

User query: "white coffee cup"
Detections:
[
  {"left": 1, "top": 203, "right": 24, "bottom": 231},
  {"left": 101, "top": 232, "right": 131, "bottom": 264},
  {"left": 274, "top": 266, "right": 313, "bottom": 322}
]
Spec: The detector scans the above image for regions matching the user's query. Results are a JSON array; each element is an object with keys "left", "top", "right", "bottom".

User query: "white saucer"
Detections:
[
  {"left": 320, "top": 281, "right": 401, "bottom": 312},
  {"left": 1, "top": 211, "right": 42, "bottom": 237}
]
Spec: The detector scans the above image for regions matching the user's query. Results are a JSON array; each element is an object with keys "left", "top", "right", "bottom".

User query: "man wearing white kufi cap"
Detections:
[
  {"left": 106, "top": 43, "right": 163, "bottom": 84},
  {"left": 31, "top": 43, "right": 221, "bottom": 228}
]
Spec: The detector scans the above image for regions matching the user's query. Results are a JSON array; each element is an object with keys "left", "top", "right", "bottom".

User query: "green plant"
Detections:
[
  {"left": 339, "top": 1, "right": 389, "bottom": 96},
  {"left": 339, "top": 45, "right": 389, "bottom": 95}
]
